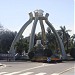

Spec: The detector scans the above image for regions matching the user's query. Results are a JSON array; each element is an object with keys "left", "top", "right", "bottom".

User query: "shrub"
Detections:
[
  {"left": 28, "top": 51, "right": 34, "bottom": 59},
  {"left": 70, "top": 48, "right": 75, "bottom": 59}
]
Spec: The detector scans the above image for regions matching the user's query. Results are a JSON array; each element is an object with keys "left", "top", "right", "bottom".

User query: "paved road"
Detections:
[
  {"left": 0, "top": 61, "right": 75, "bottom": 75},
  {"left": 61, "top": 68, "right": 75, "bottom": 75}
]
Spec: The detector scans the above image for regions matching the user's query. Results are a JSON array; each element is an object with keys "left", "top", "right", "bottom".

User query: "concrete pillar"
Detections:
[
  {"left": 29, "top": 17, "right": 38, "bottom": 52},
  {"left": 9, "top": 12, "right": 33, "bottom": 60},
  {"left": 39, "top": 20, "right": 46, "bottom": 46},
  {"left": 45, "top": 13, "right": 67, "bottom": 59}
]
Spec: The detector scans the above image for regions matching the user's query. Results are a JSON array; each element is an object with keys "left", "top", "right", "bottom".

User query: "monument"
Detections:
[{"left": 9, "top": 9, "right": 67, "bottom": 60}]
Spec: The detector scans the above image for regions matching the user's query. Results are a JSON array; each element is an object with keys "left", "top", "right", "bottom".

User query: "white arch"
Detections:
[{"left": 9, "top": 11, "right": 67, "bottom": 60}]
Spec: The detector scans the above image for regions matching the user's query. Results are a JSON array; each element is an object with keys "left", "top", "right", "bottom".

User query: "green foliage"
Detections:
[
  {"left": 0, "top": 25, "right": 16, "bottom": 53},
  {"left": 0, "top": 24, "right": 75, "bottom": 58},
  {"left": 46, "top": 27, "right": 58, "bottom": 50},
  {"left": 46, "top": 26, "right": 73, "bottom": 54},
  {"left": 70, "top": 47, "right": 75, "bottom": 59},
  {"left": 28, "top": 51, "right": 34, "bottom": 59},
  {"left": 15, "top": 38, "right": 29, "bottom": 55},
  {"left": 71, "top": 34, "right": 75, "bottom": 48},
  {"left": 59, "top": 26, "right": 71, "bottom": 52},
  {"left": 44, "top": 48, "right": 53, "bottom": 57}
]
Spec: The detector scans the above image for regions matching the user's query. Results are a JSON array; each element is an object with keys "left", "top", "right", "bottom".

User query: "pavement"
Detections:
[
  {"left": 0, "top": 63, "right": 2, "bottom": 66},
  {"left": 51, "top": 67, "right": 75, "bottom": 75},
  {"left": 61, "top": 68, "right": 75, "bottom": 75},
  {"left": 0, "top": 61, "right": 75, "bottom": 75}
]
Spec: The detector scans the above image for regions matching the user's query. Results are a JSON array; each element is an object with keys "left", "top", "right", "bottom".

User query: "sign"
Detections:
[{"left": 47, "top": 57, "right": 51, "bottom": 62}]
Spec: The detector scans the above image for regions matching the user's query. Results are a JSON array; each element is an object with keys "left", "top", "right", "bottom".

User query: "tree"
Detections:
[
  {"left": 59, "top": 26, "right": 71, "bottom": 53},
  {"left": 15, "top": 38, "right": 29, "bottom": 55},
  {"left": 0, "top": 24, "right": 4, "bottom": 31},
  {"left": 70, "top": 47, "right": 75, "bottom": 59},
  {"left": 69, "top": 34, "right": 75, "bottom": 59},
  {"left": 46, "top": 27, "right": 58, "bottom": 50},
  {"left": 0, "top": 24, "right": 17, "bottom": 53},
  {"left": 71, "top": 34, "right": 75, "bottom": 47}
]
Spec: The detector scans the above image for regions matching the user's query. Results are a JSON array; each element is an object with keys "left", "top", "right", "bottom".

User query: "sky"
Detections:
[{"left": 0, "top": 0, "right": 74, "bottom": 37}]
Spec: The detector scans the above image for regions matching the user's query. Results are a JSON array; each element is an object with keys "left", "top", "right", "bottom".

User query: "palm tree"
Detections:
[
  {"left": 15, "top": 38, "right": 29, "bottom": 55},
  {"left": 46, "top": 27, "right": 58, "bottom": 50},
  {"left": 70, "top": 34, "right": 75, "bottom": 59},
  {"left": 71, "top": 34, "right": 75, "bottom": 47},
  {"left": 60, "top": 26, "right": 71, "bottom": 52}
]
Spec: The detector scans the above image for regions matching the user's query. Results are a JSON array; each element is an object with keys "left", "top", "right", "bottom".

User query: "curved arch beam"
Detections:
[
  {"left": 45, "top": 13, "right": 67, "bottom": 59},
  {"left": 39, "top": 20, "right": 46, "bottom": 46},
  {"left": 9, "top": 13, "right": 33, "bottom": 55},
  {"left": 29, "top": 17, "right": 38, "bottom": 52}
]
